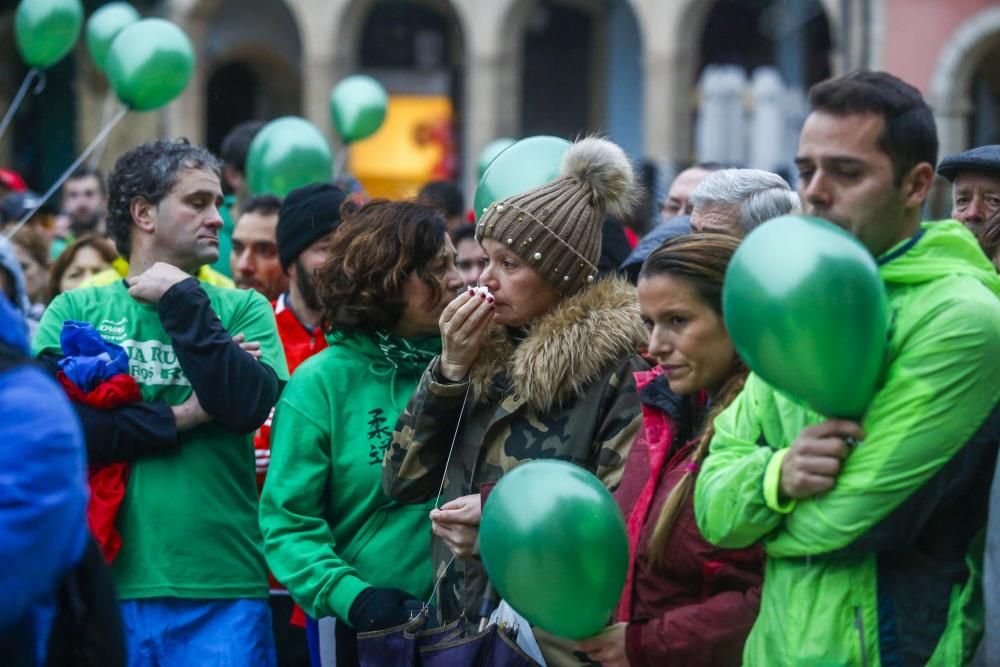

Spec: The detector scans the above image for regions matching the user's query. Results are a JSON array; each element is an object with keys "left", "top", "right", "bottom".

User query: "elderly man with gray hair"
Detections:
[{"left": 689, "top": 168, "right": 800, "bottom": 236}]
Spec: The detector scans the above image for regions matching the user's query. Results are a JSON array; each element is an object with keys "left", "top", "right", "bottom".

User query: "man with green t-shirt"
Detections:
[{"left": 33, "top": 139, "right": 289, "bottom": 665}]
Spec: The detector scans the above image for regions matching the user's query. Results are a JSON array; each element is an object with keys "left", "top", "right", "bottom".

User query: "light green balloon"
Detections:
[
  {"left": 105, "top": 19, "right": 194, "bottom": 111},
  {"left": 330, "top": 75, "right": 388, "bottom": 143},
  {"left": 476, "top": 138, "right": 516, "bottom": 182},
  {"left": 480, "top": 460, "right": 628, "bottom": 640},
  {"left": 722, "top": 215, "right": 889, "bottom": 419},
  {"left": 86, "top": 2, "right": 140, "bottom": 72},
  {"left": 15, "top": 0, "right": 84, "bottom": 69},
  {"left": 473, "top": 136, "right": 570, "bottom": 219},
  {"left": 247, "top": 117, "right": 333, "bottom": 198}
]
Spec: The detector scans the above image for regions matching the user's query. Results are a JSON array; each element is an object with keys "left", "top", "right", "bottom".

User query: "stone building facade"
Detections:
[{"left": 0, "top": 0, "right": 998, "bottom": 204}]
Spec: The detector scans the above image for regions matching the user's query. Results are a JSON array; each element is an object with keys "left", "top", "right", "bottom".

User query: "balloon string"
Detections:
[
  {"left": 334, "top": 145, "right": 349, "bottom": 180},
  {"left": 0, "top": 68, "right": 46, "bottom": 142},
  {"left": 5, "top": 104, "right": 129, "bottom": 242},
  {"left": 434, "top": 381, "right": 472, "bottom": 509},
  {"left": 90, "top": 92, "right": 118, "bottom": 167}
]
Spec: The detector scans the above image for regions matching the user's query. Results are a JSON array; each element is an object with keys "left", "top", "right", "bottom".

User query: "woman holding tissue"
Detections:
[
  {"left": 259, "top": 200, "right": 464, "bottom": 665},
  {"left": 576, "top": 234, "right": 764, "bottom": 667},
  {"left": 382, "top": 136, "right": 649, "bottom": 664}
]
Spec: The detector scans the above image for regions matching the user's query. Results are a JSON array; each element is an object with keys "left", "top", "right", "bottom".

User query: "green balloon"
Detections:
[
  {"left": 476, "top": 138, "right": 516, "bottom": 182},
  {"left": 86, "top": 2, "right": 140, "bottom": 72},
  {"left": 479, "top": 460, "right": 628, "bottom": 640},
  {"left": 247, "top": 117, "right": 333, "bottom": 198},
  {"left": 105, "top": 19, "right": 194, "bottom": 111},
  {"left": 15, "top": 0, "right": 84, "bottom": 69},
  {"left": 473, "top": 136, "right": 570, "bottom": 220},
  {"left": 722, "top": 215, "right": 890, "bottom": 419},
  {"left": 330, "top": 75, "right": 388, "bottom": 143}
]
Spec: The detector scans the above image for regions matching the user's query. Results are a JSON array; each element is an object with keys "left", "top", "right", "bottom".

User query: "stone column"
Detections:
[
  {"left": 458, "top": 0, "right": 520, "bottom": 197},
  {"left": 162, "top": 8, "right": 209, "bottom": 145}
]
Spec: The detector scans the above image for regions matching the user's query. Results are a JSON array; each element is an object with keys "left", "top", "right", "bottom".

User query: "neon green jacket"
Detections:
[{"left": 695, "top": 221, "right": 1000, "bottom": 666}]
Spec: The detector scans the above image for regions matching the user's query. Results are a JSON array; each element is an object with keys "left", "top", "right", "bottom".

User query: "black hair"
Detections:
[
  {"left": 417, "top": 180, "right": 464, "bottom": 217},
  {"left": 450, "top": 222, "right": 476, "bottom": 244},
  {"left": 67, "top": 165, "right": 107, "bottom": 196},
  {"left": 808, "top": 69, "right": 938, "bottom": 184},
  {"left": 241, "top": 194, "right": 282, "bottom": 218},
  {"left": 106, "top": 139, "right": 221, "bottom": 258},
  {"left": 220, "top": 121, "right": 265, "bottom": 173}
]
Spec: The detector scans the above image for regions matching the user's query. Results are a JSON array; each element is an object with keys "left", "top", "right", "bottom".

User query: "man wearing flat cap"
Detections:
[{"left": 937, "top": 144, "right": 1000, "bottom": 238}]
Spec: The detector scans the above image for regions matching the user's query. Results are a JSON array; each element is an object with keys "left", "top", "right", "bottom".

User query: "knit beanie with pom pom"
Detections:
[{"left": 475, "top": 136, "right": 635, "bottom": 295}]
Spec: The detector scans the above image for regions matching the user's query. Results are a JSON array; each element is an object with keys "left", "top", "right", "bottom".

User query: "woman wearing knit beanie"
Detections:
[{"left": 383, "top": 137, "right": 649, "bottom": 665}]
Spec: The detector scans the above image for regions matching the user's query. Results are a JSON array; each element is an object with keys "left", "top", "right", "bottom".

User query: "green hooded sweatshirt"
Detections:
[
  {"left": 695, "top": 221, "right": 1000, "bottom": 666},
  {"left": 259, "top": 330, "right": 440, "bottom": 622}
]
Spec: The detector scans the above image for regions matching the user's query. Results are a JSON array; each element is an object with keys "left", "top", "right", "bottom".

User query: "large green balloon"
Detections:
[
  {"left": 247, "top": 117, "right": 333, "bottom": 198},
  {"left": 86, "top": 2, "right": 140, "bottom": 72},
  {"left": 15, "top": 0, "right": 84, "bottom": 68},
  {"left": 479, "top": 460, "right": 628, "bottom": 640},
  {"left": 476, "top": 138, "right": 516, "bottom": 182},
  {"left": 330, "top": 75, "right": 388, "bottom": 143},
  {"left": 722, "top": 215, "right": 890, "bottom": 419},
  {"left": 473, "top": 136, "right": 570, "bottom": 219},
  {"left": 105, "top": 19, "right": 194, "bottom": 111}
]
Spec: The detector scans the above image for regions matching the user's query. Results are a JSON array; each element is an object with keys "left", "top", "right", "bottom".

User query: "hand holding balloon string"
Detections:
[{"left": 430, "top": 493, "right": 482, "bottom": 561}]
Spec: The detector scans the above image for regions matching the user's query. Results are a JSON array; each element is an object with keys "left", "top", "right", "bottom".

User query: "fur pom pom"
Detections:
[{"left": 560, "top": 136, "right": 636, "bottom": 219}]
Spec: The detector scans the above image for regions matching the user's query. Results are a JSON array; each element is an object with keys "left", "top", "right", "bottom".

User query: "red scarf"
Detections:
[{"left": 57, "top": 371, "right": 140, "bottom": 563}]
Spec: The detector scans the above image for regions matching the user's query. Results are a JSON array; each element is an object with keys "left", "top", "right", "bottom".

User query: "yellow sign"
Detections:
[{"left": 348, "top": 95, "right": 456, "bottom": 200}]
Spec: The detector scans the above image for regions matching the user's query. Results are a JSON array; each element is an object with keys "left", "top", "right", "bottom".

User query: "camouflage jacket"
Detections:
[{"left": 382, "top": 277, "right": 649, "bottom": 635}]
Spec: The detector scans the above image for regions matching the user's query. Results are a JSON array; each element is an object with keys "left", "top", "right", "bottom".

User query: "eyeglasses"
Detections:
[{"left": 456, "top": 258, "right": 488, "bottom": 272}]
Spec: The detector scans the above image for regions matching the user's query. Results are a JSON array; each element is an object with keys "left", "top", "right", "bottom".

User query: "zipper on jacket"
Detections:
[{"left": 855, "top": 606, "right": 871, "bottom": 667}]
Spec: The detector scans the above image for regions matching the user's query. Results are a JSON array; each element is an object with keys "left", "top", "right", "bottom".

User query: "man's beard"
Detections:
[
  {"left": 294, "top": 258, "right": 322, "bottom": 313},
  {"left": 70, "top": 213, "right": 102, "bottom": 236}
]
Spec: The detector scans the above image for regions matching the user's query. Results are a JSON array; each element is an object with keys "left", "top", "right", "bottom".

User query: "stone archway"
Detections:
[
  {"left": 931, "top": 7, "right": 1000, "bottom": 161},
  {"left": 201, "top": 0, "right": 303, "bottom": 154}
]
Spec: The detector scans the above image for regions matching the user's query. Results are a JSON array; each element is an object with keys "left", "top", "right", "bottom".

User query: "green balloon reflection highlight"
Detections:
[
  {"left": 476, "top": 138, "right": 516, "bottom": 182},
  {"left": 247, "top": 117, "right": 333, "bottom": 198},
  {"left": 479, "top": 460, "right": 628, "bottom": 640},
  {"left": 722, "top": 215, "right": 889, "bottom": 419},
  {"left": 473, "top": 136, "right": 570, "bottom": 220},
  {"left": 330, "top": 75, "right": 388, "bottom": 143},
  {"left": 86, "top": 2, "right": 140, "bottom": 72},
  {"left": 106, "top": 19, "right": 194, "bottom": 111},
  {"left": 15, "top": 0, "right": 84, "bottom": 69}
]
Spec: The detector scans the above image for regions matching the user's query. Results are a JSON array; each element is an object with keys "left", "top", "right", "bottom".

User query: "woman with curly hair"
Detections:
[{"left": 259, "top": 200, "right": 464, "bottom": 666}]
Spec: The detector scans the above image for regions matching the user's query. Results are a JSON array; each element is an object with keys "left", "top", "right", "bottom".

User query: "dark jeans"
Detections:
[{"left": 269, "top": 595, "right": 311, "bottom": 667}]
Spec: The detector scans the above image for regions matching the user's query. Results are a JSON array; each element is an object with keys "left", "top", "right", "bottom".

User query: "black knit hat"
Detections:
[{"left": 276, "top": 183, "right": 347, "bottom": 270}]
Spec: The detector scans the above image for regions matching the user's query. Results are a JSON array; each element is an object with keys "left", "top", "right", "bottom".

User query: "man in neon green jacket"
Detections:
[{"left": 696, "top": 70, "right": 1000, "bottom": 666}]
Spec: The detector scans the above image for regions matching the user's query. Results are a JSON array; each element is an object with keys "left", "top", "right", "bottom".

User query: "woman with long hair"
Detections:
[
  {"left": 577, "top": 234, "right": 764, "bottom": 667},
  {"left": 259, "top": 200, "right": 464, "bottom": 666},
  {"left": 48, "top": 233, "right": 118, "bottom": 297}
]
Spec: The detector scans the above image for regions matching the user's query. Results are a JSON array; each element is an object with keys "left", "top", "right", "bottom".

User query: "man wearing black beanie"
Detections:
[
  {"left": 256, "top": 182, "right": 347, "bottom": 666},
  {"left": 272, "top": 182, "right": 347, "bottom": 371}
]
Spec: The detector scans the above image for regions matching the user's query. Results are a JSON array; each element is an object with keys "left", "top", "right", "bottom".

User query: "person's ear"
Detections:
[
  {"left": 130, "top": 197, "right": 157, "bottom": 234},
  {"left": 902, "top": 162, "right": 935, "bottom": 209}
]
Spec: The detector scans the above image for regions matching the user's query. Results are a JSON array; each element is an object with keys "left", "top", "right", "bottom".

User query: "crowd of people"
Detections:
[{"left": 1, "top": 68, "right": 999, "bottom": 667}]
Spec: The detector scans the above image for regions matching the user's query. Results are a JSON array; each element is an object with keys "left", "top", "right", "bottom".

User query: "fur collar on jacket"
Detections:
[{"left": 469, "top": 276, "right": 646, "bottom": 412}]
